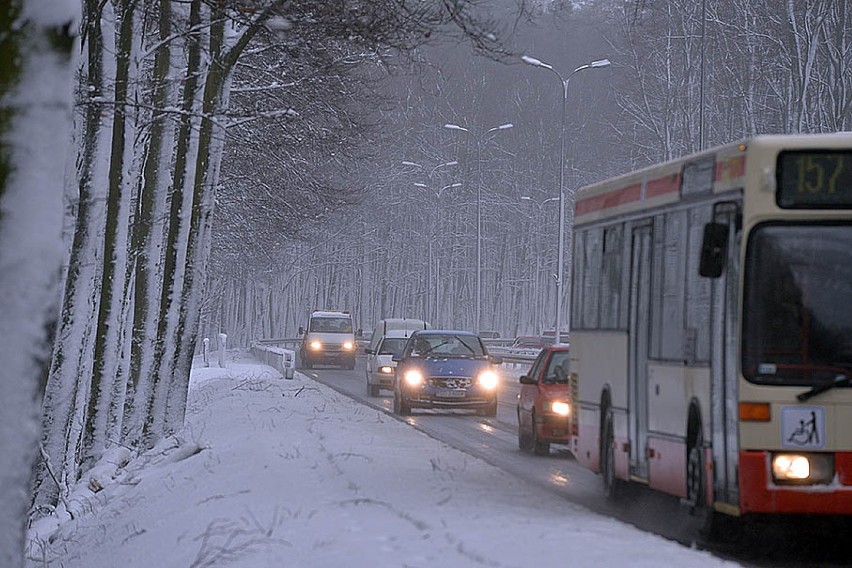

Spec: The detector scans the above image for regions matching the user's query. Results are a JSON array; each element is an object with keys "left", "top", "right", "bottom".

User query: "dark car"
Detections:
[
  {"left": 511, "top": 335, "right": 547, "bottom": 351},
  {"left": 517, "top": 344, "right": 573, "bottom": 455},
  {"left": 540, "top": 329, "right": 570, "bottom": 345},
  {"left": 392, "top": 330, "right": 502, "bottom": 416}
]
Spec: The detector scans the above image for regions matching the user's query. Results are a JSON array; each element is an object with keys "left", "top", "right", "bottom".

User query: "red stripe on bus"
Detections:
[
  {"left": 646, "top": 174, "right": 680, "bottom": 198},
  {"left": 575, "top": 183, "right": 642, "bottom": 216},
  {"left": 647, "top": 436, "right": 687, "bottom": 498},
  {"left": 714, "top": 154, "right": 746, "bottom": 182},
  {"left": 739, "top": 451, "right": 852, "bottom": 514}
]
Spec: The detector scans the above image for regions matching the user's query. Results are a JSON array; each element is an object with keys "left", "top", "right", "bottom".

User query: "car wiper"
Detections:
[
  {"left": 797, "top": 369, "right": 852, "bottom": 402},
  {"left": 419, "top": 340, "right": 448, "bottom": 356},
  {"left": 451, "top": 336, "right": 476, "bottom": 354}
]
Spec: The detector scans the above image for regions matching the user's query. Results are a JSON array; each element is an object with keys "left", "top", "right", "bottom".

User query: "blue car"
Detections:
[{"left": 391, "top": 330, "right": 502, "bottom": 416}]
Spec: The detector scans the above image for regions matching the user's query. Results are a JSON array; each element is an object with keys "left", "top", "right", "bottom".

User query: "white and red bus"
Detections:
[{"left": 568, "top": 133, "right": 852, "bottom": 525}]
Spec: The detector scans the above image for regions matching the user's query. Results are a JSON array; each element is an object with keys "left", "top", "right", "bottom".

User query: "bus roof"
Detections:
[{"left": 574, "top": 133, "right": 852, "bottom": 226}]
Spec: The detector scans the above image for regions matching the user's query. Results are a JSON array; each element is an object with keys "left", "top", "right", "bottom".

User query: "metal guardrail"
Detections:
[
  {"left": 255, "top": 337, "right": 538, "bottom": 366},
  {"left": 250, "top": 341, "right": 296, "bottom": 379},
  {"left": 488, "top": 346, "right": 539, "bottom": 366}
]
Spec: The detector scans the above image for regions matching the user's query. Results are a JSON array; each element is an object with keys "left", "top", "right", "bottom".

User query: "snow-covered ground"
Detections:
[{"left": 26, "top": 351, "right": 739, "bottom": 567}]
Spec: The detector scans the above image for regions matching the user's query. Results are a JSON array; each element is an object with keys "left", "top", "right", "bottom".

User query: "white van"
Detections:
[
  {"left": 298, "top": 310, "right": 356, "bottom": 370},
  {"left": 364, "top": 319, "right": 430, "bottom": 396}
]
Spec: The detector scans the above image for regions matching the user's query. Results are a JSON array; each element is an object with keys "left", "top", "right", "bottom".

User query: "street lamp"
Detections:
[
  {"left": 403, "top": 160, "right": 458, "bottom": 177},
  {"left": 443, "top": 122, "right": 514, "bottom": 334},
  {"left": 521, "top": 55, "right": 610, "bottom": 343},
  {"left": 520, "top": 196, "right": 559, "bottom": 335},
  {"left": 520, "top": 195, "right": 559, "bottom": 211},
  {"left": 413, "top": 181, "right": 462, "bottom": 325},
  {"left": 406, "top": 158, "right": 461, "bottom": 324}
]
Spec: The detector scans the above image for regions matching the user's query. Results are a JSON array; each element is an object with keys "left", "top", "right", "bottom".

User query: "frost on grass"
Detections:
[{"left": 190, "top": 509, "right": 292, "bottom": 568}]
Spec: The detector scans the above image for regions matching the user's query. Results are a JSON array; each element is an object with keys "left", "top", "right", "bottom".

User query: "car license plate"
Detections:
[{"left": 439, "top": 389, "right": 467, "bottom": 398}]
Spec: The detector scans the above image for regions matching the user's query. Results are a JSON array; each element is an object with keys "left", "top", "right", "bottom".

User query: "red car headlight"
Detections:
[{"left": 550, "top": 401, "right": 570, "bottom": 416}]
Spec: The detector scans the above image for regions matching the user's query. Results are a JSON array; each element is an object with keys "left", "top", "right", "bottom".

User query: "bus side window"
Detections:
[{"left": 699, "top": 222, "right": 728, "bottom": 278}]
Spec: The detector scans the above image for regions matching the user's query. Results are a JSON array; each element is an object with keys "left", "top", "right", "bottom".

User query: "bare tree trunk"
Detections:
[
  {"left": 165, "top": 3, "right": 278, "bottom": 432},
  {"left": 124, "top": 0, "right": 174, "bottom": 445},
  {"left": 139, "top": 0, "right": 202, "bottom": 448},
  {"left": 83, "top": 0, "right": 136, "bottom": 470},
  {"left": 0, "top": 2, "right": 77, "bottom": 563},
  {"left": 33, "top": 0, "right": 105, "bottom": 512}
]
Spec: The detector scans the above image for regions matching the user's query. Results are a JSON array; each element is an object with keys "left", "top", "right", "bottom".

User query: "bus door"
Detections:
[
  {"left": 709, "top": 209, "right": 741, "bottom": 506},
  {"left": 628, "top": 223, "right": 653, "bottom": 480}
]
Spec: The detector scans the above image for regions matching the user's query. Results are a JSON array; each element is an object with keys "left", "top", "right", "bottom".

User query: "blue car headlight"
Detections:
[
  {"left": 404, "top": 369, "right": 424, "bottom": 386},
  {"left": 478, "top": 370, "right": 499, "bottom": 390}
]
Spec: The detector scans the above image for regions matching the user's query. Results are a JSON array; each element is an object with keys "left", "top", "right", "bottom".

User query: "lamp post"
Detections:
[
  {"left": 444, "top": 122, "right": 513, "bottom": 334},
  {"left": 413, "top": 181, "right": 462, "bottom": 325},
  {"left": 403, "top": 160, "right": 458, "bottom": 322},
  {"left": 520, "top": 195, "right": 559, "bottom": 211},
  {"left": 402, "top": 160, "right": 459, "bottom": 176},
  {"left": 520, "top": 196, "right": 558, "bottom": 334},
  {"left": 521, "top": 55, "right": 610, "bottom": 343}
]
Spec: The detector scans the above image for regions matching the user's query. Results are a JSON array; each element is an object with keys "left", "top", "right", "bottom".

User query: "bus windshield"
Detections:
[{"left": 742, "top": 223, "right": 852, "bottom": 386}]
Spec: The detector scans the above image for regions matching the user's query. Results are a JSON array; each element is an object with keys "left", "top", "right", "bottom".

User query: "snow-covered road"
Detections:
[{"left": 27, "top": 353, "right": 737, "bottom": 567}]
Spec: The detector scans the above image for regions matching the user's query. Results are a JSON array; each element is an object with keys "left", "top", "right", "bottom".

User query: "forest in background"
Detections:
[{"left": 206, "top": 0, "right": 852, "bottom": 344}]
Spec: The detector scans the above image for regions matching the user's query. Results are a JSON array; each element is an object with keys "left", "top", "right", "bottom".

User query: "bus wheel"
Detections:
[
  {"left": 684, "top": 426, "right": 733, "bottom": 542},
  {"left": 601, "top": 406, "right": 621, "bottom": 500},
  {"left": 686, "top": 432, "right": 704, "bottom": 509}
]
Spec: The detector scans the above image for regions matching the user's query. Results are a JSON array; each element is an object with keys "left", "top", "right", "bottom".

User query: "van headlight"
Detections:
[
  {"left": 342, "top": 341, "right": 354, "bottom": 351},
  {"left": 550, "top": 401, "right": 570, "bottom": 416},
  {"left": 478, "top": 370, "right": 499, "bottom": 390},
  {"left": 309, "top": 340, "right": 323, "bottom": 351},
  {"left": 379, "top": 366, "right": 394, "bottom": 374}
]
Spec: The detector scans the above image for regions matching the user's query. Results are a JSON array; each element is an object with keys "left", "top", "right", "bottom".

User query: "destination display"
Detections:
[{"left": 777, "top": 150, "right": 852, "bottom": 208}]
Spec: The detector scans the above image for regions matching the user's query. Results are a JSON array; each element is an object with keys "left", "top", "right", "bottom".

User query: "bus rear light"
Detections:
[
  {"left": 739, "top": 402, "right": 771, "bottom": 421},
  {"left": 771, "top": 452, "right": 834, "bottom": 485}
]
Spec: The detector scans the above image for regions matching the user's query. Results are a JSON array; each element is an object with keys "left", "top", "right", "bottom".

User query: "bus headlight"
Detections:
[
  {"left": 342, "top": 341, "right": 354, "bottom": 351},
  {"left": 379, "top": 365, "right": 394, "bottom": 374},
  {"left": 404, "top": 370, "right": 424, "bottom": 386},
  {"left": 309, "top": 340, "right": 323, "bottom": 351},
  {"left": 771, "top": 452, "right": 833, "bottom": 485},
  {"left": 772, "top": 454, "right": 810, "bottom": 481},
  {"left": 478, "top": 370, "right": 499, "bottom": 390},
  {"left": 550, "top": 401, "right": 570, "bottom": 416}
]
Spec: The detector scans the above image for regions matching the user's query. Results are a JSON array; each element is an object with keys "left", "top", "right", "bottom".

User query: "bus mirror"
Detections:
[
  {"left": 699, "top": 222, "right": 728, "bottom": 278},
  {"left": 298, "top": 326, "right": 304, "bottom": 336}
]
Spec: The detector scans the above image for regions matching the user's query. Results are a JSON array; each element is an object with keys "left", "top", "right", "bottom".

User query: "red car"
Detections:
[{"left": 517, "top": 344, "right": 573, "bottom": 455}]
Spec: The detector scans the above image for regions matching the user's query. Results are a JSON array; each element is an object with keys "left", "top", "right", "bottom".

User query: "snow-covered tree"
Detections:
[{"left": 0, "top": 1, "right": 77, "bottom": 564}]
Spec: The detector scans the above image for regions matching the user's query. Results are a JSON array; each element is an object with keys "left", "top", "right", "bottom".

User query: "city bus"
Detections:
[{"left": 567, "top": 133, "right": 852, "bottom": 528}]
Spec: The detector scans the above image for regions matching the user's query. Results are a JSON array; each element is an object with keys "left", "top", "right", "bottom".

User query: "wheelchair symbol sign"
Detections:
[{"left": 781, "top": 406, "right": 825, "bottom": 450}]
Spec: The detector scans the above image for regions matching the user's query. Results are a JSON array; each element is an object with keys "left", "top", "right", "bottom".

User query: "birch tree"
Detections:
[
  {"left": 33, "top": 0, "right": 521, "bottom": 523},
  {"left": 0, "top": 1, "right": 77, "bottom": 565}
]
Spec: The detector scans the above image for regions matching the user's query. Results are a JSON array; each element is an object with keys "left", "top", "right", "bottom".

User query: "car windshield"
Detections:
[
  {"left": 542, "top": 351, "right": 570, "bottom": 384},
  {"left": 378, "top": 338, "right": 408, "bottom": 355},
  {"left": 742, "top": 223, "right": 852, "bottom": 386},
  {"left": 309, "top": 317, "right": 353, "bottom": 333},
  {"left": 409, "top": 334, "right": 485, "bottom": 358}
]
